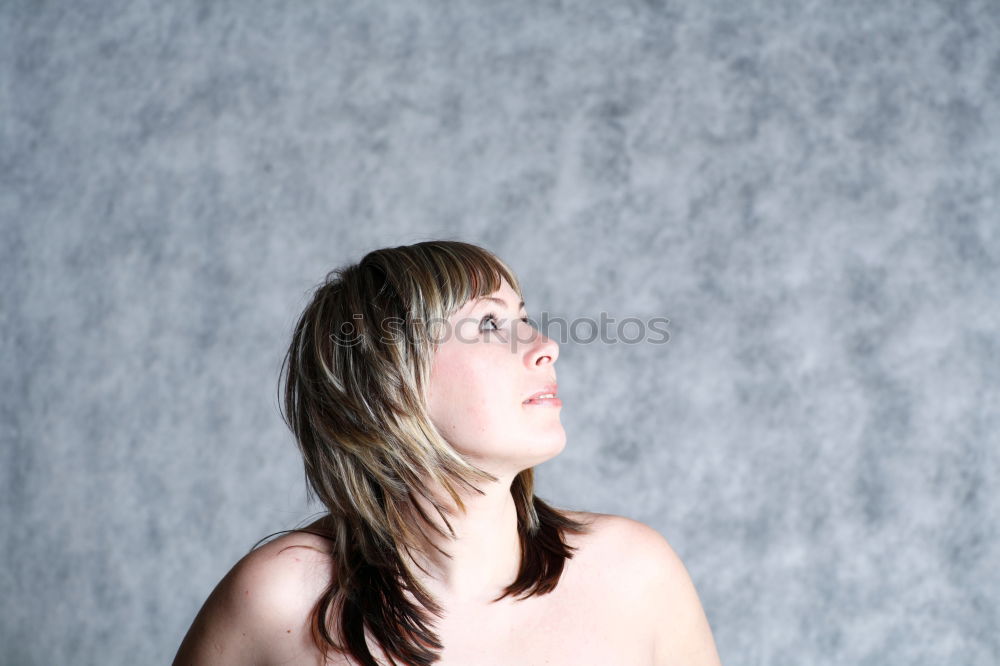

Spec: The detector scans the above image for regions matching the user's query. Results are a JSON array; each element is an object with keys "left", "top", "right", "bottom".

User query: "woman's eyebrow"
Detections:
[{"left": 474, "top": 296, "right": 526, "bottom": 311}]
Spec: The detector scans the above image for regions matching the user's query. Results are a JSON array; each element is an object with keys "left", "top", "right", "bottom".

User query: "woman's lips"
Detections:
[
  {"left": 523, "top": 397, "right": 562, "bottom": 407},
  {"left": 523, "top": 384, "right": 558, "bottom": 402}
]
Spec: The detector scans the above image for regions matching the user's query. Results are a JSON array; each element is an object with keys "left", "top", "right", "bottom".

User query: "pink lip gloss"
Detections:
[{"left": 523, "top": 397, "right": 562, "bottom": 407}]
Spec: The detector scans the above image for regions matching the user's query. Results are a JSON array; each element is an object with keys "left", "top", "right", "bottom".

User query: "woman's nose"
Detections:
[{"left": 527, "top": 327, "right": 559, "bottom": 366}]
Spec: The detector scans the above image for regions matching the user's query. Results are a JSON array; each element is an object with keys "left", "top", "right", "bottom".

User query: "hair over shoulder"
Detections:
[{"left": 272, "top": 240, "right": 591, "bottom": 666}]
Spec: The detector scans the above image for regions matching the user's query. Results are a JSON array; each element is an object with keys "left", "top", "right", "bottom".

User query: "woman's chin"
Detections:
[
  {"left": 525, "top": 430, "right": 568, "bottom": 465},
  {"left": 467, "top": 434, "right": 567, "bottom": 476}
]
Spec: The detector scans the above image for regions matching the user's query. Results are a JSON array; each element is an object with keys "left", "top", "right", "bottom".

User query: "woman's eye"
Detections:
[
  {"left": 480, "top": 312, "right": 501, "bottom": 331},
  {"left": 480, "top": 313, "right": 531, "bottom": 333}
]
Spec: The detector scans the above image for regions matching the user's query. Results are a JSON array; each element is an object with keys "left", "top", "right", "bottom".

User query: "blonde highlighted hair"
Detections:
[{"left": 276, "top": 240, "right": 591, "bottom": 665}]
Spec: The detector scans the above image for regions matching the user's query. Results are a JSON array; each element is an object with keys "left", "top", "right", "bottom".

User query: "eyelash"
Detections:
[{"left": 480, "top": 311, "right": 530, "bottom": 332}]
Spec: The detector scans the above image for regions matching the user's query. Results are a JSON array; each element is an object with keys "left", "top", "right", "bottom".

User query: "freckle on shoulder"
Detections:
[{"left": 226, "top": 530, "right": 336, "bottom": 618}]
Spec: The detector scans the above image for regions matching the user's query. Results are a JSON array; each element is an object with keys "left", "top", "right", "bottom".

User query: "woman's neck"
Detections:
[{"left": 404, "top": 473, "right": 522, "bottom": 606}]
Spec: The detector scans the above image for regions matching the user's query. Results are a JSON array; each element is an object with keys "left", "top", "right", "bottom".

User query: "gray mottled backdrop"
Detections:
[{"left": 2, "top": 1, "right": 998, "bottom": 664}]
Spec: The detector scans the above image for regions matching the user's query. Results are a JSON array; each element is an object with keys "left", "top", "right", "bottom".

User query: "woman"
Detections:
[{"left": 173, "top": 240, "right": 721, "bottom": 665}]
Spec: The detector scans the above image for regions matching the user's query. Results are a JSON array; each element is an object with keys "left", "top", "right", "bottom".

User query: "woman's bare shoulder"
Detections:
[
  {"left": 559, "top": 511, "right": 700, "bottom": 612},
  {"left": 239, "top": 526, "right": 337, "bottom": 602},
  {"left": 562, "top": 510, "right": 721, "bottom": 665},
  {"left": 172, "top": 526, "right": 337, "bottom": 665},
  {"left": 562, "top": 510, "right": 676, "bottom": 559}
]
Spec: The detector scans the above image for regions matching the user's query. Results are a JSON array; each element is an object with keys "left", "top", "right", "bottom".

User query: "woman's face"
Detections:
[{"left": 426, "top": 278, "right": 564, "bottom": 476}]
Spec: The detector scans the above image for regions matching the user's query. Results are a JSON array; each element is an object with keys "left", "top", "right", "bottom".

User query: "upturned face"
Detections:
[{"left": 425, "top": 278, "right": 564, "bottom": 477}]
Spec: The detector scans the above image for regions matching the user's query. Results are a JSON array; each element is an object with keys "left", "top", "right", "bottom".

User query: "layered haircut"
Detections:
[{"left": 275, "top": 240, "right": 591, "bottom": 665}]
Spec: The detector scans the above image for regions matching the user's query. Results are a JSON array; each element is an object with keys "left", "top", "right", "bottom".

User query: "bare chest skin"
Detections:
[
  {"left": 430, "top": 547, "right": 653, "bottom": 665},
  {"left": 309, "top": 520, "right": 655, "bottom": 666}
]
